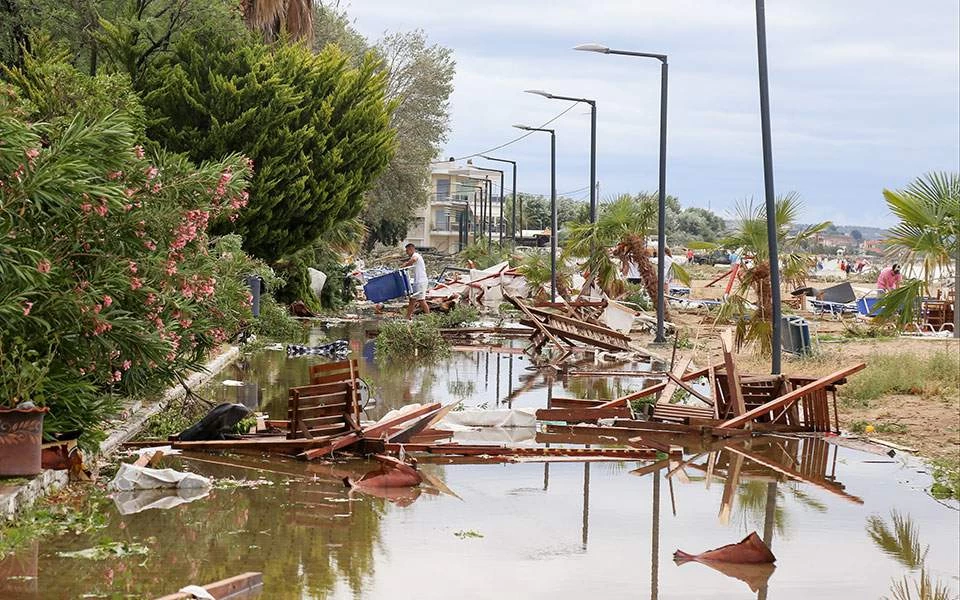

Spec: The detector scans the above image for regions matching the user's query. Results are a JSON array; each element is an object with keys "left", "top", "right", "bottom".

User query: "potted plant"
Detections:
[{"left": 0, "top": 343, "right": 51, "bottom": 477}]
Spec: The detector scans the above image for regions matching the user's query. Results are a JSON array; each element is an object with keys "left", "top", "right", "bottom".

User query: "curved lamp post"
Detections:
[
  {"left": 514, "top": 124, "right": 557, "bottom": 302},
  {"left": 575, "top": 43, "right": 670, "bottom": 344},
  {"left": 524, "top": 90, "right": 597, "bottom": 224},
  {"left": 480, "top": 155, "right": 517, "bottom": 241}
]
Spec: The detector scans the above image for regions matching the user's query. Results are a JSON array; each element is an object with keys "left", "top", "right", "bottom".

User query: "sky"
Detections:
[{"left": 340, "top": 0, "right": 960, "bottom": 227}]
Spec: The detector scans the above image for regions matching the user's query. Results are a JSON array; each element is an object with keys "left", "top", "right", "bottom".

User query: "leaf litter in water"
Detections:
[
  {"left": 454, "top": 530, "right": 484, "bottom": 539},
  {"left": 57, "top": 542, "right": 149, "bottom": 560}
]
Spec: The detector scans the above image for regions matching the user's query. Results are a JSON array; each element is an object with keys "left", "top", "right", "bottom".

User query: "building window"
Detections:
[
  {"left": 435, "top": 177, "right": 450, "bottom": 200},
  {"left": 433, "top": 208, "right": 449, "bottom": 231}
]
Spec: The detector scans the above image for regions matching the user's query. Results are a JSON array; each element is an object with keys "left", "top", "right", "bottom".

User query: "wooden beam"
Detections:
[
  {"left": 536, "top": 406, "right": 632, "bottom": 423},
  {"left": 657, "top": 356, "right": 692, "bottom": 403},
  {"left": 717, "top": 363, "right": 866, "bottom": 429},
  {"left": 154, "top": 572, "right": 263, "bottom": 600},
  {"left": 720, "top": 328, "right": 746, "bottom": 417},
  {"left": 596, "top": 363, "right": 719, "bottom": 409}
]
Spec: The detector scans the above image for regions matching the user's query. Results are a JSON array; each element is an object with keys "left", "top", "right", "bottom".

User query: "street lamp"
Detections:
[
  {"left": 755, "top": 0, "right": 784, "bottom": 375},
  {"left": 575, "top": 43, "right": 670, "bottom": 343},
  {"left": 472, "top": 165, "right": 505, "bottom": 251},
  {"left": 453, "top": 184, "right": 483, "bottom": 249},
  {"left": 514, "top": 124, "right": 557, "bottom": 302},
  {"left": 480, "top": 155, "right": 517, "bottom": 241},
  {"left": 525, "top": 90, "right": 597, "bottom": 224}
]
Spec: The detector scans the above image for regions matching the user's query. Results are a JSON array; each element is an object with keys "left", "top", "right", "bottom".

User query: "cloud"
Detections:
[{"left": 341, "top": 0, "right": 960, "bottom": 226}]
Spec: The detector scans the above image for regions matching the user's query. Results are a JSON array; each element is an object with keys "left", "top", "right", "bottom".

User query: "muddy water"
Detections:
[{"left": 3, "top": 323, "right": 958, "bottom": 599}]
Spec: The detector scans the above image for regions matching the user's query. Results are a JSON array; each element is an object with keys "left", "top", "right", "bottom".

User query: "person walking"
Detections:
[
  {"left": 876, "top": 263, "right": 903, "bottom": 293},
  {"left": 401, "top": 243, "right": 430, "bottom": 319}
]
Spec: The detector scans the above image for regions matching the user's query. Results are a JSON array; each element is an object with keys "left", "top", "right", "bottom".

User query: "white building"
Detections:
[{"left": 403, "top": 160, "right": 505, "bottom": 254}]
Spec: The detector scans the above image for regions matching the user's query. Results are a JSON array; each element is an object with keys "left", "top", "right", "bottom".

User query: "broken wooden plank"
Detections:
[
  {"left": 548, "top": 397, "right": 607, "bottom": 409},
  {"left": 596, "top": 364, "right": 719, "bottom": 409},
  {"left": 363, "top": 403, "right": 442, "bottom": 440},
  {"left": 658, "top": 356, "right": 693, "bottom": 403},
  {"left": 384, "top": 442, "right": 663, "bottom": 459},
  {"left": 717, "top": 363, "right": 866, "bottom": 430},
  {"left": 170, "top": 436, "right": 339, "bottom": 452},
  {"left": 536, "top": 406, "right": 632, "bottom": 423},
  {"left": 154, "top": 572, "right": 263, "bottom": 600},
  {"left": 298, "top": 432, "right": 362, "bottom": 460},
  {"left": 720, "top": 329, "right": 746, "bottom": 417}
]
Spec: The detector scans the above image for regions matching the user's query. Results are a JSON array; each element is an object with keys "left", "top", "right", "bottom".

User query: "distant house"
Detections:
[
  {"left": 817, "top": 233, "right": 854, "bottom": 248},
  {"left": 861, "top": 239, "right": 885, "bottom": 255},
  {"left": 403, "top": 160, "right": 504, "bottom": 255}
]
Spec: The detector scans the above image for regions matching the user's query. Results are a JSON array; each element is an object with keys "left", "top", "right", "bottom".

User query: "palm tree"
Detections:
[
  {"left": 241, "top": 0, "right": 315, "bottom": 43},
  {"left": 563, "top": 194, "right": 687, "bottom": 311},
  {"left": 876, "top": 172, "right": 960, "bottom": 338},
  {"left": 717, "top": 193, "right": 829, "bottom": 355}
]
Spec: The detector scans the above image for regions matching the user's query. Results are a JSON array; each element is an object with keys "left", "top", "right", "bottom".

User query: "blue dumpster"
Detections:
[
  {"left": 363, "top": 270, "right": 411, "bottom": 303},
  {"left": 781, "top": 315, "right": 812, "bottom": 355}
]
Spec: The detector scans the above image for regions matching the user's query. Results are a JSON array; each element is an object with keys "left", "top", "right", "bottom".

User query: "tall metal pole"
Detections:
[
  {"left": 756, "top": 0, "right": 783, "bottom": 374},
  {"left": 590, "top": 101, "right": 598, "bottom": 223},
  {"left": 498, "top": 170, "right": 504, "bottom": 242},
  {"left": 550, "top": 130, "right": 557, "bottom": 302},
  {"left": 655, "top": 60, "right": 669, "bottom": 343}
]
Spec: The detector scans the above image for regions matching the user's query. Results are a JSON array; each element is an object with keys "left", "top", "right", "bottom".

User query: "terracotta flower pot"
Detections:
[{"left": 0, "top": 406, "right": 48, "bottom": 477}]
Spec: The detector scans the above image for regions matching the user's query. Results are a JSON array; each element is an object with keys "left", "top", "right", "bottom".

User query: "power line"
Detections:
[{"left": 430, "top": 103, "right": 580, "bottom": 164}]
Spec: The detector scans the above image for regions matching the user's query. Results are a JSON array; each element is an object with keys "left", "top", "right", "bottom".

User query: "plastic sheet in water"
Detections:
[{"left": 112, "top": 487, "right": 210, "bottom": 515}]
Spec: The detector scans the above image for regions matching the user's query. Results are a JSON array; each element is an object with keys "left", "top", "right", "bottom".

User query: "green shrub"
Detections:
[
  {"left": 430, "top": 305, "right": 479, "bottom": 329},
  {"left": 375, "top": 319, "right": 448, "bottom": 361},
  {"left": 621, "top": 283, "right": 653, "bottom": 311},
  {"left": 930, "top": 458, "right": 960, "bottom": 501}
]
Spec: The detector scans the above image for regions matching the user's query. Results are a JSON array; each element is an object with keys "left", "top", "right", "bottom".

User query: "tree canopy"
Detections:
[{"left": 140, "top": 29, "right": 396, "bottom": 261}]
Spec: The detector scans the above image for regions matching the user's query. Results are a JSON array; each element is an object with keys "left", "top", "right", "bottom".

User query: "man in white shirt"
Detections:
[{"left": 401, "top": 243, "right": 430, "bottom": 319}]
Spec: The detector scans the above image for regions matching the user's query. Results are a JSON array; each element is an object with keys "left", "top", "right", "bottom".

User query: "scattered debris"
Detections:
[
  {"left": 154, "top": 571, "right": 264, "bottom": 600},
  {"left": 109, "top": 463, "right": 211, "bottom": 491},
  {"left": 57, "top": 542, "right": 149, "bottom": 560},
  {"left": 286, "top": 340, "right": 349, "bottom": 358},
  {"left": 178, "top": 403, "right": 252, "bottom": 442},
  {"left": 346, "top": 455, "right": 422, "bottom": 490},
  {"left": 675, "top": 531, "right": 775, "bottom": 564}
]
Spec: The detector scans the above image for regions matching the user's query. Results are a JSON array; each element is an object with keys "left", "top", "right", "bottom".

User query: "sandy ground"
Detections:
[{"left": 658, "top": 273, "right": 960, "bottom": 463}]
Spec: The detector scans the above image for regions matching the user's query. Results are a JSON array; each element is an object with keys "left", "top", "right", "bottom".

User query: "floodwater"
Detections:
[{"left": 2, "top": 322, "right": 958, "bottom": 599}]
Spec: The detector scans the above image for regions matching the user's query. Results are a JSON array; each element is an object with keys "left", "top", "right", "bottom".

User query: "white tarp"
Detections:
[
  {"left": 450, "top": 427, "right": 536, "bottom": 445},
  {"left": 307, "top": 267, "right": 327, "bottom": 297},
  {"left": 109, "top": 463, "right": 211, "bottom": 492},
  {"left": 437, "top": 407, "right": 537, "bottom": 429},
  {"left": 112, "top": 487, "right": 210, "bottom": 515}
]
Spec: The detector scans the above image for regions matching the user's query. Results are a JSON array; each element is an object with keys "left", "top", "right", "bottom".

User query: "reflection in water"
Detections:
[
  {"left": 867, "top": 511, "right": 955, "bottom": 600},
  {"left": 13, "top": 324, "right": 959, "bottom": 599},
  {"left": 867, "top": 511, "right": 927, "bottom": 569}
]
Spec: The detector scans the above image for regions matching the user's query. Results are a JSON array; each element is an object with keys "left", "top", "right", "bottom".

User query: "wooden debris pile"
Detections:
[{"left": 535, "top": 329, "right": 866, "bottom": 445}]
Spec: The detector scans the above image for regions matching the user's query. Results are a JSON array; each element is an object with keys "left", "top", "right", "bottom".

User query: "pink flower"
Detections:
[
  {"left": 144, "top": 240, "right": 156, "bottom": 251},
  {"left": 22, "top": 301, "right": 33, "bottom": 316},
  {"left": 122, "top": 360, "right": 132, "bottom": 371},
  {"left": 128, "top": 261, "right": 138, "bottom": 274},
  {"left": 146, "top": 166, "right": 158, "bottom": 180},
  {"left": 81, "top": 203, "right": 92, "bottom": 214},
  {"left": 37, "top": 259, "right": 51, "bottom": 273},
  {"left": 112, "top": 370, "right": 122, "bottom": 382},
  {"left": 134, "top": 145, "right": 145, "bottom": 159},
  {"left": 103, "top": 295, "right": 113, "bottom": 307},
  {"left": 96, "top": 203, "right": 108, "bottom": 217},
  {"left": 107, "top": 171, "right": 123, "bottom": 181},
  {"left": 130, "top": 277, "right": 143, "bottom": 291},
  {"left": 25, "top": 148, "right": 39, "bottom": 162}
]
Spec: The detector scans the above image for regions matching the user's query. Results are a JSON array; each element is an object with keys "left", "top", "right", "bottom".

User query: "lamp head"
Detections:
[
  {"left": 513, "top": 124, "right": 533, "bottom": 131},
  {"left": 574, "top": 43, "right": 610, "bottom": 54},
  {"left": 524, "top": 89, "right": 553, "bottom": 99}
]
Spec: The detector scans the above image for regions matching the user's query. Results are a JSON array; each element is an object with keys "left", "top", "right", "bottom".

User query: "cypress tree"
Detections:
[{"left": 141, "top": 30, "right": 395, "bottom": 262}]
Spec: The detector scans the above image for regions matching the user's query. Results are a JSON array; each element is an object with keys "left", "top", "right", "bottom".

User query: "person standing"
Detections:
[
  {"left": 401, "top": 243, "right": 430, "bottom": 319},
  {"left": 876, "top": 263, "right": 903, "bottom": 293}
]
